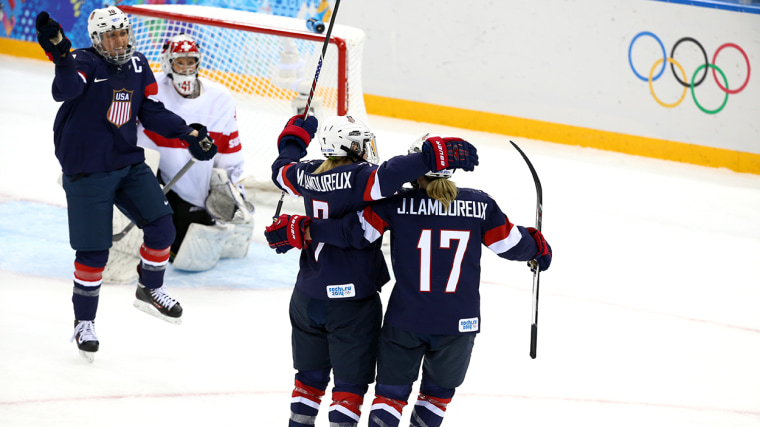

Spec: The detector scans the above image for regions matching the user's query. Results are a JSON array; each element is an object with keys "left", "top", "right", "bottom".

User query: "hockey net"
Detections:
[{"left": 121, "top": 5, "right": 368, "bottom": 196}]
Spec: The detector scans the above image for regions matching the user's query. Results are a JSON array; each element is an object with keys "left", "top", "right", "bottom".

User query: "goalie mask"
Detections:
[
  {"left": 161, "top": 34, "right": 202, "bottom": 97},
  {"left": 88, "top": 6, "right": 135, "bottom": 65},
  {"left": 318, "top": 115, "right": 379, "bottom": 164},
  {"left": 409, "top": 133, "right": 455, "bottom": 179}
]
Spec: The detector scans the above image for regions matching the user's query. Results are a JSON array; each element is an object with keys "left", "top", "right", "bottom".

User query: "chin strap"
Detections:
[{"left": 340, "top": 144, "right": 364, "bottom": 163}]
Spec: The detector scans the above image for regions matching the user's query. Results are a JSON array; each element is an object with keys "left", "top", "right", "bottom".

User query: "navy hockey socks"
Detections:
[
  {"left": 410, "top": 393, "right": 451, "bottom": 427},
  {"left": 368, "top": 395, "right": 408, "bottom": 427},
  {"left": 328, "top": 391, "right": 363, "bottom": 426},
  {"left": 138, "top": 244, "right": 170, "bottom": 288},
  {"left": 289, "top": 379, "right": 325, "bottom": 426}
]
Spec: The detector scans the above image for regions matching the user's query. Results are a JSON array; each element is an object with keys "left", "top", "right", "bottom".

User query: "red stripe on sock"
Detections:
[
  {"left": 331, "top": 391, "right": 363, "bottom": 417},
  {"left": 417, "top": 393, "right": 451, "bottom": 412},
  {"left": 372, "top": 395, "right": 407, "bottom": 413},
  {"left": 140, "top": 245, "right": 171, "bottom": 263},
  {"left": 293, "top": 379, "right": 325, "bottom": 405},
  {"left": 74, "top": 262, "right": 104, "bottom": 281}
]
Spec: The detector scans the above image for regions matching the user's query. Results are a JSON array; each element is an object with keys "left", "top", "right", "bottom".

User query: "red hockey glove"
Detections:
[
  {"left": 265, "top": 214, "right": 312, "bottom": 254},
  {"left": 422, "top": 137, "right": 479, "bottom": 172},
  {"left": 278, "top": 115, "right": 318, "bottom": 158},
  {"left": 527, "top": 227, "right": 552, "bottom": 272}
]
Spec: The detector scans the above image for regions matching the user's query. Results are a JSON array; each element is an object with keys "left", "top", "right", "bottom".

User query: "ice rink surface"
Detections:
[{"left": 1, "top": 54, "right": 759, "bottom": 426}]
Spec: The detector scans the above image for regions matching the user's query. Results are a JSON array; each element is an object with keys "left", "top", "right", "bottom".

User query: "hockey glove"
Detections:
[
  {"left": 527, "top": 227, "right": 552, "bottom": 272},
  {"left": 278, "top": 115, "right": 318, "bottom": 158},
  {"left": 422, "top": 137, "right": 479, "bottom": 172},
  {"left": 35, "top": 11, "right": 71, "bottom": 65},
  {"left": 265, "top": 214, "right": 312, "bottom": 254},
  {"left": 182, "top": 123, "right": 218, "bottom": 161}
]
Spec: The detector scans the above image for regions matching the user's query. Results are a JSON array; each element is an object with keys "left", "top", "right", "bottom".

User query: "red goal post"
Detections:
[{"left": 120, "top": 4, "right": 368, "bottom": 192}]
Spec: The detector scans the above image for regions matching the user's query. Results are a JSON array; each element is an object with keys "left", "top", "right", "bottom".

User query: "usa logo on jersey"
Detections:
[{"left": 107, "top": 89, "right": 134, "bottom": 127}]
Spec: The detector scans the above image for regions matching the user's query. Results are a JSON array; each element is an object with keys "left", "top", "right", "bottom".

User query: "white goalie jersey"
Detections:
[{"left": 138, "top": 73, "right": 245, "bottom": 208}]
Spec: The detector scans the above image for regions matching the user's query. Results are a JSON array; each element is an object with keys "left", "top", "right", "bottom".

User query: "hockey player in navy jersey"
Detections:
[
  {"left": 36, "top": 6, "right": 218, "bottom": 362},
  {"left": 266, "top": 116, "right": 479, "bottom": 426},
  {"left": 269, "top": 135, "right": 552, "bottom": 427}
]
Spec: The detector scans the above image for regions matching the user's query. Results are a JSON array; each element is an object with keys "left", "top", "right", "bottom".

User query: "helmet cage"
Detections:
[
  {"left": 88, "top": 7, "right": 135, "bottom": 65},
  {"left": 160, "top": 34, "right": 202, "bottom": 96}
]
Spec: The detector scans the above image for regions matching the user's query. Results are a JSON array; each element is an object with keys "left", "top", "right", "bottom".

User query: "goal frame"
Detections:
[{"left": 119, "top": 5, "right": 351, "bottom": 115}]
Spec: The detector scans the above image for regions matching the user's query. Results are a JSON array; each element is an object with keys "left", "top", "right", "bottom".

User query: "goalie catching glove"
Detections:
[
  {"left": 205, "top": 169, "right": 255, "bottom": 224},
  {"left": 278, "top": 115, "right": 318, "bottom": 158},
  {"left": 181, "top": 123, "right": 218, "bottom": 161},
  {"left": 265, "top": 214, "right": 311, "bottom": 254},
  {"left": 422, "top": 136, "right": 479, "bottom": 172},
  {"left": 35, "top": 11, "right": 71, "bottom": 64}
]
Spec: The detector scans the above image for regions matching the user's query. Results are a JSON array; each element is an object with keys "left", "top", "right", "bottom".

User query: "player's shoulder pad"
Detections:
[
  {"left": 200, "top": 77, "right": 233, "bottom": 95},
  {"left": 458, "top": 187, "right": 492, "bottom": 199},
  {"left": 132, "top": 51, "right": 149, "bottom": 62}
]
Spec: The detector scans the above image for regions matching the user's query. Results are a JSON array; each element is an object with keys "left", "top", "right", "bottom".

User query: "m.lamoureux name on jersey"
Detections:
[{"left": 296, "top": 169, "right": 353, "bottom": 192}]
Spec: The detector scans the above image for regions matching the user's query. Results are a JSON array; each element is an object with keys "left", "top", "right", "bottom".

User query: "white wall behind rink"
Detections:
[{"left": 339, "top": 0, "right": 760, "bottom": 155}]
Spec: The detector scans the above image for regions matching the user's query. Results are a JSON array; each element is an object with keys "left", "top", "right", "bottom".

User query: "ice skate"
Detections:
[
  {"left": 133, "top": 283, "right": 183, "bottom": 325},
  {"left": 70, "top": 320, "right": 99, "bottom": 363}
]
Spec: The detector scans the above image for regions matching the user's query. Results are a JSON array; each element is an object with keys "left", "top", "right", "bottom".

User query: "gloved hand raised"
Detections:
[
  {"left": 36, "top": 11, "right": 71, "bottom": 64},
  {"left": 265, "top": 214, "right": 312, "bottom": 254},
  {"left": 422, "top": 136, "right": 479, "bottom": 172},
  {"left": 527, "top": 227, "right": 552, "bottom": 272},
  {"left": 278, "top": 115, "right": 318, "bottom": 158},
  {"left": 181, "top": 123, "right": 218, "bottom": 161}
]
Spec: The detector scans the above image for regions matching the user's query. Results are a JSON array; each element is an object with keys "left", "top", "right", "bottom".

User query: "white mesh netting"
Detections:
[{"left": 123, "top": 4, "right": 368, "bottom": 194}]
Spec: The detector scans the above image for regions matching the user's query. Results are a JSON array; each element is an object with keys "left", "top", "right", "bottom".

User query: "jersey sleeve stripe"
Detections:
[
  {"left": 277, "top": 163, "right": 301, "bottom": 196},
  {"left": 484, "top": 221, "right": 522, "bottom": 254},
  {"left": 357, "top": 207, "right": 386, "bottom": 243},
  {"left": 145, "top": 81, "right": 158, "bottom": 97},
  {"left": 210, "top": 130, "right": 241, "bottom": 154},
  {"left": 363, "top": 169, "right": 383, "bottom": 201}
]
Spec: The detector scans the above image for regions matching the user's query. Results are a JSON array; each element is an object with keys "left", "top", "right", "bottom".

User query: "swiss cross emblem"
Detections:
[{"left": 107, "top": 89, "right": 134, "bottom": 127}]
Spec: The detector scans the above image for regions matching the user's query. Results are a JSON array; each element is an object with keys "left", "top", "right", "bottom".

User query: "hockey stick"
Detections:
[
  {"left": 112, "top": 158, "right": 197, "bottom": 242},
  {"left": 509, "top": 140, "right": 543, "bottom": 359},
  {"left": 274, "top": 0, "right": 342, "bottom": 220},
  {"left": 301, "top": 0, "right": 341, "bottom": 120}
]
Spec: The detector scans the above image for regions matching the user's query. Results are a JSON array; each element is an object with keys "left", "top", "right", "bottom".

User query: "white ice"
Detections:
[{"left": 1, "top": 54, "right": 759, "bottom": 426}]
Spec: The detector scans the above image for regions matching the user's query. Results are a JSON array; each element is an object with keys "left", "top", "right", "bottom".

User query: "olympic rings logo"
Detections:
[{"left": 628, "top": 31, "right": 751, "bottom": 114}]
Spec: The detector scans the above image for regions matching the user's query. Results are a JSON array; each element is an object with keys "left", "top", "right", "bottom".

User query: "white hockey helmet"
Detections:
[
  {"left": 318, "top": 115, "right": 379, "bottom": 164},
  {"left": 409, "top": 133, "right": 455, "bottom": 179},
  {"left": 160, "top": 34, "right": 202, "bottom": 96},
  {"left": 87, "top": 6, "right": 135, "bottom": 65}
]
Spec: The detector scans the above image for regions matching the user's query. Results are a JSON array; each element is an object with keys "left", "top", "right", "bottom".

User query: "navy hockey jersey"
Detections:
[
  {"left": 272, "top": 143, "right": 431, "bottom": 301},
  {"left": 311, "top": 187, "right": 540, "bottom": 335},
  {"left": 50, "top": 48, "right": 192, "bottom": 175}
]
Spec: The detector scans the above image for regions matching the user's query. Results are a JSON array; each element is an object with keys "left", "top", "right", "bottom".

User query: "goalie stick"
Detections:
[
  {"left": 274, "top": 0, "right": 342, "bottom": 220},
  {"left": 112, "top": 158, "right": 197, "bottom": 242},
  {"left": 509, "top": 140, "right": 543, "bottom": 359}
]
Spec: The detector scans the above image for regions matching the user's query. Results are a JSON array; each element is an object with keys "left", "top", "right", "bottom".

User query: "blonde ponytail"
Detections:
[
  {"left": 425, "top": 178, "right": 458, "bottom": 211},
  {"left": 314, "top": 157, "right": 353, "bottom": 174}
]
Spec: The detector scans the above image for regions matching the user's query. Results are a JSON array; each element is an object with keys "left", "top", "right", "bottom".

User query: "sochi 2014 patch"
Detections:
[
  {"left": 326, "top": 284, "right": 356, "bottom": 298},
  {"left": 459, "top": 317, "right": 479, "bottom": 332}
]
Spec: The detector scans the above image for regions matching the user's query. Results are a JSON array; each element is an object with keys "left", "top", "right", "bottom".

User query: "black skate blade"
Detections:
[
  {"left": 133, "top": 299, "right": 182, "bottom": 325},
  {"left": 78, "top": 350, "right": 95, "bottom": 363}
]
